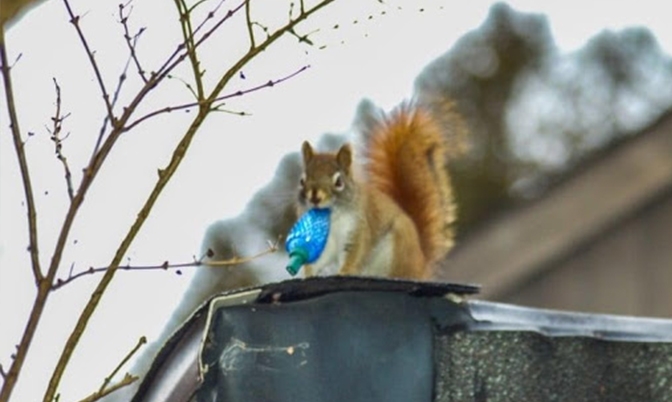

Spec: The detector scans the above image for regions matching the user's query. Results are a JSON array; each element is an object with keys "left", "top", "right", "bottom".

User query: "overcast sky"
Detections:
[{"left": 1, "top": 1, "right": 671, "bottom": 401}]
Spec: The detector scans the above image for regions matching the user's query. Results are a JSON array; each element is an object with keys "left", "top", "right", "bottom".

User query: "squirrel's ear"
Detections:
[
  {"left": 301, "top": 141, "right": 314, "bottom": 163},
  {"left": 336, "top": 144, "right": 353, "bottom": 172}
]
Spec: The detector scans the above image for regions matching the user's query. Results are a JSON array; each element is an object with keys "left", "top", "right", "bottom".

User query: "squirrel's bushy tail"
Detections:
[{"left": 364, "top": 104, "right": 457, "bottom": 266}]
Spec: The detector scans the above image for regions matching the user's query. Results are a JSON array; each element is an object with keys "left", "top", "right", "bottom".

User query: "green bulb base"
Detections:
[{"left": 286, "top": 251, "right": 308, "bottom": 276}]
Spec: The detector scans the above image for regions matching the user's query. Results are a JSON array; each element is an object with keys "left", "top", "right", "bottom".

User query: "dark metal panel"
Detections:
[{"left": 195, "top": 291, "right": 440, "bottom": 402}]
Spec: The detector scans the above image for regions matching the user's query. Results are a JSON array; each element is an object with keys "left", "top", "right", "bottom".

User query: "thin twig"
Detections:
[
  {"left": 97, "top": 336, "right": 146, "bottom": 396},
  {"left": 77, "top": 373, "right": 138, "bottom": 402},
  {"left": 245, "top": 0, "right": 255, "bottom": 48},
  {"left": 119, "top": 2, "right": 148, "bottom": 83},
  {"left": 0, "top": 27, "right": 42, "bottom": 284},
  {"left": 167, "top": 73, "right": 198, "bottom": 99},
  {"left": 125, "top": 65, "right": 309, "bottom": 131},
  {"left": 90, "top": 24, "right": 135, "bottom": 160},
  {"left": 62, "top": 0, "right": 115, "bottom": 125},
  {"left": 186, "top": 0, "right": 209, "bottom": 12},
  {"left": 52, "top": 242, "right": 278, "bottom": 290},
  {"left": 154, "top": 1, "right": 245, "bottom": 80},
  {"left": 193, "top": 2, "right": 245, "bottom": 49},
  {"left": 192, "top": 0, "right": 225, "bottom": 37},
  {"left": 90, "top": 60, "right": 130, "bottom": 161},
  {"left": 210, "top": 105, "right": 248, "bottom": 115},
  {"left": 251, "top": 21, "right": 270, "bottom": 40},
  {"left": 48, "top": 78, "right": 75, "bottom": 202},
  {"left": 0, "top": 364, "right": 6, "bottom": 380},
  {"left": 206, "top": 0, "right": 335, "bottom": 105},
  {"left": 289, "top": 26, "right": 319, "bottom": 45},
  {"left": 175, "top": 0, "right": 204, "bottom": 100}
]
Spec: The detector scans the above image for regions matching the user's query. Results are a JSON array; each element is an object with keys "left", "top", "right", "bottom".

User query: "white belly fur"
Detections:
[{"left": 309, "top": 209, "right": 358, "bottom": 276}]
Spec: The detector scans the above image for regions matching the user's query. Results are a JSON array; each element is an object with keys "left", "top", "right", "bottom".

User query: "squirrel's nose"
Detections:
[{"left": 309, "top": 191, "right": 321, "bottom": 205}]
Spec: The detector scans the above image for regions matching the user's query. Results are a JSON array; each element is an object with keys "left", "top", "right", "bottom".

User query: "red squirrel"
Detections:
[{"left": 297, "top": 104, "right": 457, "bottom": 279}]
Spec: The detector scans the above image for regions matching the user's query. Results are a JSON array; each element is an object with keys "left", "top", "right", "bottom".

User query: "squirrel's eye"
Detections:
[{"left": 333, "top": 172, "right": 344, "bottom": 191}]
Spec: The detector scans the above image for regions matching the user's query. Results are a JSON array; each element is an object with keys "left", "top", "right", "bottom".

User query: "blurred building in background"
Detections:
[
  {"left": 415, "top": 3, "right": 672, "bottom": 317},
  {"left": 441, "top": 110, "right": 672, "bottom": 318}
]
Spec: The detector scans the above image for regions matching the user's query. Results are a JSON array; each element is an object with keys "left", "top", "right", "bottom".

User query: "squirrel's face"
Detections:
[{"left": 298, "top": 141, "right": 354, "bottom": 209}]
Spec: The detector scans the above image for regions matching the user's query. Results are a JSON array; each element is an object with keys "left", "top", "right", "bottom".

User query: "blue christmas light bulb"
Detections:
[{"left": 285, "top": 208, "right": 331, "bottom": 276}]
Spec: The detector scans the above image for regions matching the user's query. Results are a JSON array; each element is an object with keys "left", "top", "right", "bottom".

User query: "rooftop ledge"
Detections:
[{"left": 132, "top": 276, "right": 672, "bottom": 402}]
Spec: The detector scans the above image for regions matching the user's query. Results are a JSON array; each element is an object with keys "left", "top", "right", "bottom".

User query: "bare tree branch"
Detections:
[
  {"left": 91, "top": 13, "right": 137, "bottom": 159},
  {"left": 43, "top": 3, "right": 336, "bottom": 401},
  {"left": 175, "top": 0, "right": 205, "bottom": 100},
  {"left": 52, "top": 241, "right": 278, "bottom": 290},
  {"left": 2, "top": 51, "right": 164, "bottom": 402},
  {"left": 62, "top": 0, "right": 116, "bottom": 125},
  {"left": 251, "top": 21, "right": 270, "bottom": 41},
  {"left": 126, "top": 64, "right": 310, "bottom": 131},
  {"left": 119, "top": 2, "right": 147, "bottom": 83},
  {"left": 0, "top": 25, "right": 46, "bottom": 402},
  {"left": 289, "top": 26, "right": 319, "bottom": 46},
  {"left": 167, "top": 73, "right": 199, "bottom": 99},
  {"left": 245, "top": 0, "right": 255, "bottom": 49},
  {"left": 0, "top": 27, "right": 42, "bottom": 284},
  {"left": 153, "top": 2, "right": 245, "bottom": 88},
  {"left": 192, "top": 0, "right": 225, "bottom": 37},
  {"left": 192, "top": 2, "right": 245, "bottom": 50},
  {"left": 2, "top": 0, "right": 345, "bottom": 400},
  {"left": 96, "top": 336, "right": 146, "bottom": 397},
  {"left": 0, "top": 3, "right": 207, "bottom": 398},
  {"left": 76, "top": 373, "right": 138, "bottom": 402},
  {"left": 47, "top": 78, "right": 75, "bottom": 202}
]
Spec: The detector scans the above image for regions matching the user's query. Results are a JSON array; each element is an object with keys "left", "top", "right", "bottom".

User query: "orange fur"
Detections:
[{"left": 364, "top": 105, "right": 456, "bottom": 268}]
